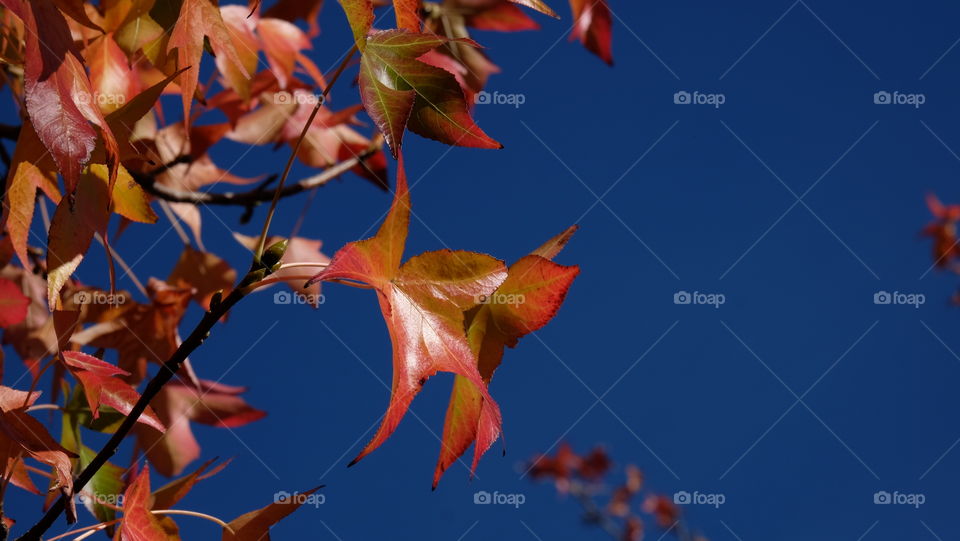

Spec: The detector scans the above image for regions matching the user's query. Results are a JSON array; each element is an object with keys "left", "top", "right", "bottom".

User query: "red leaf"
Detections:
[
  {"left": 0, "top": 386, "right": 77, "bottom": 494},
  {"left": 120, "top": 466, "right": 180, "bottom": 540},
  {"left": 359, "top": 30, "right": 501, "bottom": 157},
  {"left": 434, "top": 226, "right": 579, "bottom": 487},
  {"left": 310, "top": 156, "right": 507, "bottom": 471},
  {"left": 510, "top": 0, "right": 558, "bottom": 17},
  {"left": 0, "top": 277, "right": 30, "bottom": 328},
  {"left": 222, "top": 486, "right": 322, "bottom": 541},
  {"left": 464, "top": 1, "right": 541, "bottom": 31},
  {"left": 568, "top": 0, "right": 613, "bottom": 65},
  {"left": 168, "top": 0, "right": 250, "bottom": 132},
  {"left": 61, "top": 351, "right": 166, "bottom": 432},
  {"left": 136, "top": 378, "right": 265, "bottom": 476},
  {"left": 337, "top": 0, "right": 375, "bottom": 48},
  {"left": 264, "top": 0, "right": 324, "bottom": 37},
  {"left": 19, "top": 0, "right": 117, "bottom": 193},
  {"left": 2, "top": 120, "right": 60, "bottom": 268}
]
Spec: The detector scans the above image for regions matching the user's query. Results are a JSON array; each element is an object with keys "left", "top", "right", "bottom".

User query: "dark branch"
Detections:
[
  {"left": 16, "top": 284, "right": 251, "bottom": 540},
  {"left": 132, "top": 146, "right": 378, "bottom": 206}
]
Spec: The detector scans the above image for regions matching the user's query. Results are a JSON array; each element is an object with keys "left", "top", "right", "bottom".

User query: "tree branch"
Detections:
[
  {"left": 16, "top": 284, "right": 251, "bottom": 540},
  {"left": 132, "top": 145, "right": 378, "bottom": 206}
]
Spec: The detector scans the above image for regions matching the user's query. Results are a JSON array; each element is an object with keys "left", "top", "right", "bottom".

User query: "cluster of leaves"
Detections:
[
  {"left": 922, "top": 194, "right": 960, "bottom": 303},
  {"left": 527, "top": 444, "right": 708, "bottom": 541},
  {"left": 0, "top": 0, "right": 612, "bottom": 537}
]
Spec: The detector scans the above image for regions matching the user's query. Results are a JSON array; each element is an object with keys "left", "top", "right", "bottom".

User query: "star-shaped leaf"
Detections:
[
  {"left": 309, "top": 156, "right": 507, "bottom": 470},
  {"left": 359, "top": 30, "right": 501, "bottom": 157},
  {"left": 434, "top": 226, "right": 579, "bottom": 487}
]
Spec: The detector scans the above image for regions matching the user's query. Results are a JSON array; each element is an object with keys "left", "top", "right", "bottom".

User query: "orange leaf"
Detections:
[{"left": 310, "top": 155, "right": 507, "bottom": 471}]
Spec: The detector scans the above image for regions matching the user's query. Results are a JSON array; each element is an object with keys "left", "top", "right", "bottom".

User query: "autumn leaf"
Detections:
[
  {"left": 2, "top": 120, "right": 60, "bottom": 269},
  {"left": 0, "top": 277, "right": 30, "bottom": 329},
  {"left": 17, "top": 0, "right": 119, "bottom": 193},
  {"left": 105, "top": 69, "right": 187, "bottom": 162},
  {"left": 218, "top": 5, "right": 260, "bottom": 101},
  {"left": 462, "top": 1, "right": 541, "bottom": 31},
  {"left": 168, "top": 0, "right": 250, "bottom": 132},
  {"left": 120, "top": 466, "right": 181, "bottom": 540},
  {"left": 265, "top": 0, "right": 324, "bottom": 37},
  {"left": 0, "top": 264, "right": 57, "bottom": 366},
  {"left": 226, "top": 91, "right": 386, "bottom": 187},
  {"left": 434, "top": 226, "right": 579, "bottom": 487},
  {"left": 568, "top": 0, "right": 613, "bottom": 65},
  {"left": 258, "top": 17, "right": 326, "bottom": 89},
  {"left": 152, "top": 122, "right": 261, "bottom": 244},
  {"left": 359, "top": 30, "right": 501, "bottom": 157},
  {"left": 135, "top": 378, "right": 265, "bottom": 477},
  {"left": 222, "top": 486, "right": 322, "bottom": 541},
  {"left": 152, "top": 458, "right": 230, "bottom": 510},
  {"left": 84, "top": 32, "right": 139, "bottom": 114},
  {"left": 511, "top": 0, "right": 558, "bottom": 17},
  {"left": 309, "top": 156, "right": 507, "bottom": 469},
  {"left": 60, "top": 407, "right": 125, "bottom": 529},
  {"left": 392, "top": 0, "right": 421, "bottom": 31},
  {"left": 0, "top": 386, "right": 77, "bottom": 495},
  {"left": 71, "top": 279, "right": 192, "bottom": 384},
  {"left": 168, "top": 246, "right": 237, "bottom": 310},
  {"left": 337, "top": 0, "right": 375, "bottom": 48},
  {"left": 46, "top": 170, "right": 111, "bottom": 308},
  {"left": 61, "top": 351, "right": 165, "bottom": 432}
]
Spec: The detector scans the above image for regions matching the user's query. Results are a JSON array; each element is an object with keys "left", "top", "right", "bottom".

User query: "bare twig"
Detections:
[{"left": 132, "top": 147, "right": 375, "bottom": 206}]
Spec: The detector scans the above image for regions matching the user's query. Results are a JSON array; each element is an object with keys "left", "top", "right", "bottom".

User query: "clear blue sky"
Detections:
[{"left": 8, "top": 1, "right": 960, "bottom": 539}]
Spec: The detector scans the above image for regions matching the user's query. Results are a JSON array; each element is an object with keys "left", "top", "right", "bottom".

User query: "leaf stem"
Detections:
[
  {"left": 151, "top": 509, "right": 235, "bottom": 533},
  {"left": 254, "top": 44, "right": 359, "bottom": 261}
]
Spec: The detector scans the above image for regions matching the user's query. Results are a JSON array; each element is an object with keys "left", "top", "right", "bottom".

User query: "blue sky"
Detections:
[{"left": 8, "top": 1, "right": 960, "bottom": 539}]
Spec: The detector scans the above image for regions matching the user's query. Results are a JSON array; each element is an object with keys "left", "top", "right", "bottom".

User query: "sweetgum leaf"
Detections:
[
  {"left": 309, "top": 155, "right": 507, "bottom": 473},
  {"left": 569, "top": 0, "right": 613, "bottom": 65},
  {"left": 359, "top": 30, "right": 501, "bottom": 157},
  {"left": 168, "top": 0, "right": 250, "bottom": 132},
  {"left": 434, "top": 226, "right": 579, "bottom": 487}
]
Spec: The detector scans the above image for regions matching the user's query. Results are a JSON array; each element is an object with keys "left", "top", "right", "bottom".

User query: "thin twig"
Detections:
[
  {"left": 254, "top": 44, "right": 359, "bottom": 260},
  {"left": 133, "top": 148, "right": 374, "bottom": 206}
]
